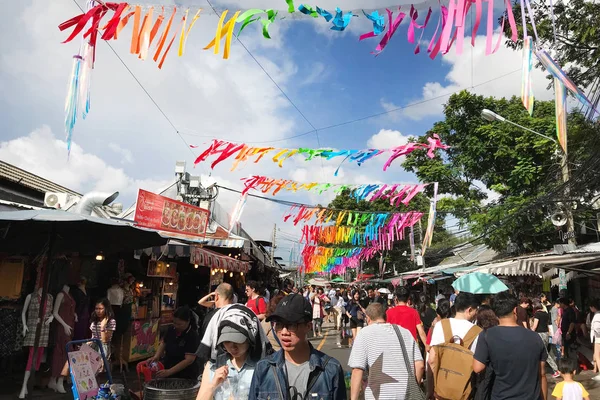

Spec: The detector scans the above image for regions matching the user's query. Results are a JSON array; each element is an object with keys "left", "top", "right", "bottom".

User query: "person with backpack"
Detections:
[
  {"left": 245, "top": 281, "right": 267, "bottom": 321},
  {"left": 428, "top": 292, "right": 481, "bottom": 400},
  {"left": 473, "top": 291, "right": 548, "bottom": 400},
  {"left": 248, "top": 293, "right": 347, "bottom": 400}
]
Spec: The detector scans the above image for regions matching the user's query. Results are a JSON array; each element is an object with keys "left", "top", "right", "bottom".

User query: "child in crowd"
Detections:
[{"left": 552, "top": 359, "right": 590, "bottom": 400}]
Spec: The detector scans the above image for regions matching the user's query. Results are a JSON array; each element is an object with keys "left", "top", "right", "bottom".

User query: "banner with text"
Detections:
[{"left": 134, "top": 189, "right": 210, "bottom": 237}]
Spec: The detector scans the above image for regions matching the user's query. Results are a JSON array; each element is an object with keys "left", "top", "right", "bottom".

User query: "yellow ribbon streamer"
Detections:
[
  {"left": 204, "top": 10, "right": 241, "bottom": 59},
  {"left": 178, "top": 8, "right": 202, "bottom": 57}
]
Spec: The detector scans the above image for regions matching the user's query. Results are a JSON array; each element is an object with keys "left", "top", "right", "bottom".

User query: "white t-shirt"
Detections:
[
  {"left": 107, "top": 286, "right": 124, "bottom": 306},
  {"left": 590, "top": 312, "right": 600, "bottom": 343},
  {"left": 348, "top": 323, "right": 423, "bottom": 400},
  {"left": 201, "top": 304, "right": 234, "bottom": 361},
  {"left": 429, "top": 318, "right": 479, "bottom": 352}
]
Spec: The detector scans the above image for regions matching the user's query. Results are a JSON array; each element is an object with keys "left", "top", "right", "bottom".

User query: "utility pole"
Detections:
[
  {"left": 560, "top": 151, "right": 577, "bottom": 246},
  {"left": 270, "top": 224, "right": 276, "bottom": 267}
]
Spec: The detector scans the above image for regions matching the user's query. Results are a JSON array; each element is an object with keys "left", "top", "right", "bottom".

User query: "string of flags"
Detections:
[
  {"left": 240, "top": 175, "right": 429, "bottom": 205},
  {"left": 193, "top": 136, "right": 448, "bottom": 174}
]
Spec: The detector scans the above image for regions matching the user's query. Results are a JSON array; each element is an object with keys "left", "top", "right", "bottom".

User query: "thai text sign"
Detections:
[{"left": 134, "top": 189, "right": 210, "bottom": 237}]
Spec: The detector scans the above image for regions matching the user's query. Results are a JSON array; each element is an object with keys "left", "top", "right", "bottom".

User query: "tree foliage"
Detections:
[
  {"left": 403, "top": 91, "right": 600, "bottom": 253},
  {"left": 503, "top": 0, "right": 600, "bottom": 89}
]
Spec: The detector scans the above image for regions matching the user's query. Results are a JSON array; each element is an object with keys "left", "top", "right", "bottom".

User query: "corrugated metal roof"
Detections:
[{"left": 0, "top": 161, "right": 80, "bottom": 196}]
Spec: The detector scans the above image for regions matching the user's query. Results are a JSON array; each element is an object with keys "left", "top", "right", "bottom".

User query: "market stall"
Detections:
[
  {"left": 121, "top": 259, "right": 176, "bottom": 363},
  {"left": 190, "top": 246, "right": 249, "bottom": 291}
]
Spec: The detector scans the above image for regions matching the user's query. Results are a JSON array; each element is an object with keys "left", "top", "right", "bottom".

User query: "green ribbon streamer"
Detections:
[
  {"left": 285, "top": 0, "right": 295, "bottom": 13},
  {"left": 236, "top": 9, "right": 278, "bottom": 39},
  {"left": 261, "top": 10, "right": 278, "bottom": 39}
]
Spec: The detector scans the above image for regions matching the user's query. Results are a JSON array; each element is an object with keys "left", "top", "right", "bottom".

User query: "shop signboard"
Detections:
[
  {"left": 191, "top": 247, "right": 250, "bottom": 273},
  {"left": 68, "top": 348, "right": 100, "bottom": 399},
  {"left": 134, "top": 189, "right": 210, "bottom": 237}
]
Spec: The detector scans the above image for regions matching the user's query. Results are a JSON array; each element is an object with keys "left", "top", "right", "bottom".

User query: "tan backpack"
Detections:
[{"left": 431, "top": 319, "right": 482, "bottom": 400}]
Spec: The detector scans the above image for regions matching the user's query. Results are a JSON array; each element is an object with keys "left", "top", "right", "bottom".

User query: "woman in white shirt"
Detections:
[{"left": 589, "top": 299, "right": 600, "bottom": 381}]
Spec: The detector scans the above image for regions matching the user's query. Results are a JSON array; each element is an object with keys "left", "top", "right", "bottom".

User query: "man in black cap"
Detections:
[{"left": 248, "top": 293, "right": 347, "bottom": 400}]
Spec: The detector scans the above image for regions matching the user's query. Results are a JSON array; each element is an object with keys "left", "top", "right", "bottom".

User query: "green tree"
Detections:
[
  {"left": 403, "top": 90, "right": 599, "bottom": 253},
  {"left": 503, "top": 0, "right": 600, "bottom": 89}
]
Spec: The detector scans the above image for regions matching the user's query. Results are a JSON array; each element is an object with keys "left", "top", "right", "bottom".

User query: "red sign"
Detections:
[
  {"left": 134, "top": 189, "right": 210, "bottom": 237},
  {"left": 191, "top": 247, "right": 250, "bottom": 273}
]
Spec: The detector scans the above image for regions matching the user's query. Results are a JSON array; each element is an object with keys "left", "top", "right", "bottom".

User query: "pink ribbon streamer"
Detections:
[{"left": 374, "top": 8, "right": 406, "bottom": 54}]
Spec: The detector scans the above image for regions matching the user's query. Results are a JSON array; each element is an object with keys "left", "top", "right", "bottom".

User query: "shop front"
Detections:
[
  {"left": 120, "top": 259, "right": 177, "bottom": 363},
  {"left": 190, "top": 247, "right": 249, "bottom": 291}
]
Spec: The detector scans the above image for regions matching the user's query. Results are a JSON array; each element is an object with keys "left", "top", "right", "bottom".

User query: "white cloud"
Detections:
[
  {"left": 108, "top": 143, "right": 134, "bottom": 164},
  {"left": 0, "top": 126, "right": 171, "bottom": 200},
  {"left": 389, "top": 30, "right": 556, "bottom": 121},
  {"left": 367, "top": 129, "right": 412, "bottom": 148},
  {"left": 301, "top": 62, "right": 329, "bottom": 86}
]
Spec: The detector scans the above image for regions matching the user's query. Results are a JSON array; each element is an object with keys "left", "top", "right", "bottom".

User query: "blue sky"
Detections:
[{"left": 0, "top": 0, "right": 557, "bottom": 262}]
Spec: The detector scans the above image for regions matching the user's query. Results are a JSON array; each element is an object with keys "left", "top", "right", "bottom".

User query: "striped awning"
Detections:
[{"left": 463, "top": 253, "right": 600, "bottom": 277}]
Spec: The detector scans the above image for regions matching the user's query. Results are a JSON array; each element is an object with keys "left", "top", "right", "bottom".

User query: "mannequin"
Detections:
[
  {"left": 72, "top": 277, "right": 90, "bottom": 340},
  {"left": 19, "top": 288, "right": 54, "bottom": 399},
  {"left": 48, "top": 284, "right": 77, "bottom": 393}
]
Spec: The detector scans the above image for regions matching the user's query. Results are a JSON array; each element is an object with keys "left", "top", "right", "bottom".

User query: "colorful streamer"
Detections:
[
  {"left": 359, "top": 10, "right": 385, "bottom": 40},
  {"left": 554, "top": 78, "right": 567, "bottom": 154},
  {"left": 521, "top": 36, "right": 534, "bottom": 115},
  {"left": 236, "top": 9, "right": 278, "bottom": 39},
  {"left": 58, "top": 1, "right": 524, "bottom": 73},
  {"left": 421, "top": 182, "right": 438, "bottom": 256},
  {"left": 240, "top": 176, "right": 430, "bottom": 203},
  {"left": 193, "top": 135, "right": 448, "bottom": 172},
  {"left": 204, "top": 10, "right": 241, "bottom": 59},
  {"left": 229, "top": 193, "right": 248, "bottom": 233},
  {"left": 536, "top": 49, "right": 600, "bottom": 117},
  {"left": 64, "top": 1, "right": 95, "bottom": 156},
  {"left": 300, "top": 212, "right": 423, "bottom": 248}
]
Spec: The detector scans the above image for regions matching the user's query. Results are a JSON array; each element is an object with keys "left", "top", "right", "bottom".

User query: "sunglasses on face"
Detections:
[{"left": 273, "top": 321, "right": 308, "bottom": 333}]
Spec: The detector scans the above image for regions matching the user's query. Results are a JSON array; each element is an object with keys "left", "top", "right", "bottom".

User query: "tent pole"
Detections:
[{"left": 28, "top": 225, "right": 56, "bottom": 396}]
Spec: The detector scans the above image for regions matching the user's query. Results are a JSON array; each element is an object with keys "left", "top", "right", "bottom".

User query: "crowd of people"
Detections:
[{"left": 121, "top": 277, "right": 600, "bottom": 400}]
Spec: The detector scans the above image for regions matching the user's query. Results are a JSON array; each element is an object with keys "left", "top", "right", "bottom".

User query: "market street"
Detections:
[{"left": 2, "top": 321, "right": 600, "bottom": 399}]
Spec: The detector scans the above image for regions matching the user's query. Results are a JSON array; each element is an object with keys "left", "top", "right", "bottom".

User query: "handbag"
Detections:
[
  {"left": 392, "top": 324, "right": 426, "bottom": 400},
  {"left": 553, "top": 327, "right": 562, "bottom": 346}
]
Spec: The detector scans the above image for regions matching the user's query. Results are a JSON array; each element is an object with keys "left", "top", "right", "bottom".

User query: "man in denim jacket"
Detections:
[{"left": 249, "top": 293, "right": 347, "bottom": 400}]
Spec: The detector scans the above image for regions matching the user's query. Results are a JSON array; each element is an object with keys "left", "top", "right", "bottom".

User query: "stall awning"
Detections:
[{"left": 464, "top": 252, "right": 600, "bottom": 277}]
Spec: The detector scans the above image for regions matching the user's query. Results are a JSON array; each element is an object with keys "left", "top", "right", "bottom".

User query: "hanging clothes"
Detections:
[
  {"left": 23, "top": 293, "right": 54, "bottom": 347},
  {"left": 72, "top": 286, "right": 90, "bottom": 341},
  {"left": 0, "top": 308, "right": 20, "bottom": 357},
  {"left": 51, "top": 290, "right": 76, "bottom": 377}
]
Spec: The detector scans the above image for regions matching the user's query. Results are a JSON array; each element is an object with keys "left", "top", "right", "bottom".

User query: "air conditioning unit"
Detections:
[{"left": 44, "top": 192, "right": 77, "bottom": 209}]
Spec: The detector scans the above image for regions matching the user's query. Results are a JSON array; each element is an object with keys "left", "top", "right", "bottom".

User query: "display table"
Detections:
[{"left": 122, "top": 318, "right": 160, "bottom": 362}]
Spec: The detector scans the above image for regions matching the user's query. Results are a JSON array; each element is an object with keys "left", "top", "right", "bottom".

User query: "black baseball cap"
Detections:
[{"left": 266, "top": 293, "right": 312, "bottom": 323}]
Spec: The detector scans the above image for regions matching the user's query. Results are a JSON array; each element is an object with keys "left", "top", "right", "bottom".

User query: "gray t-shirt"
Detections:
[{"left": 286, "top": 360, "right": 310, "bottom": 399}]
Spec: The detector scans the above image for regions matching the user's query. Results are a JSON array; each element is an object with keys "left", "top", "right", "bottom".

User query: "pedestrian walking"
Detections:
[
  {"left": 473, "top": 292, "right": 548, "bottom": 400},
  {"left": 248, "top": 293, "right": 347, "bottom": 400},
  {"left": 348, "top": 303, "right": 425, "bottom": 400},
  {"left": 552, "top": 359, "right": 590, "bottom": 400}
]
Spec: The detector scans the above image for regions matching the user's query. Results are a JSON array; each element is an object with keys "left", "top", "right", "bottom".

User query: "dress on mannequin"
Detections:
[
  {"left": 72, "top": 279, "right": 90, "bottom": 341},
  {"left": 19, "top": 290, "right": 53, "bottom": 399},
  {"left": 23, "top": 291, "right": 53, "bottom": 348},
  {"left": 50, "top": 287, "right": 75, "bottom": 383}
]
